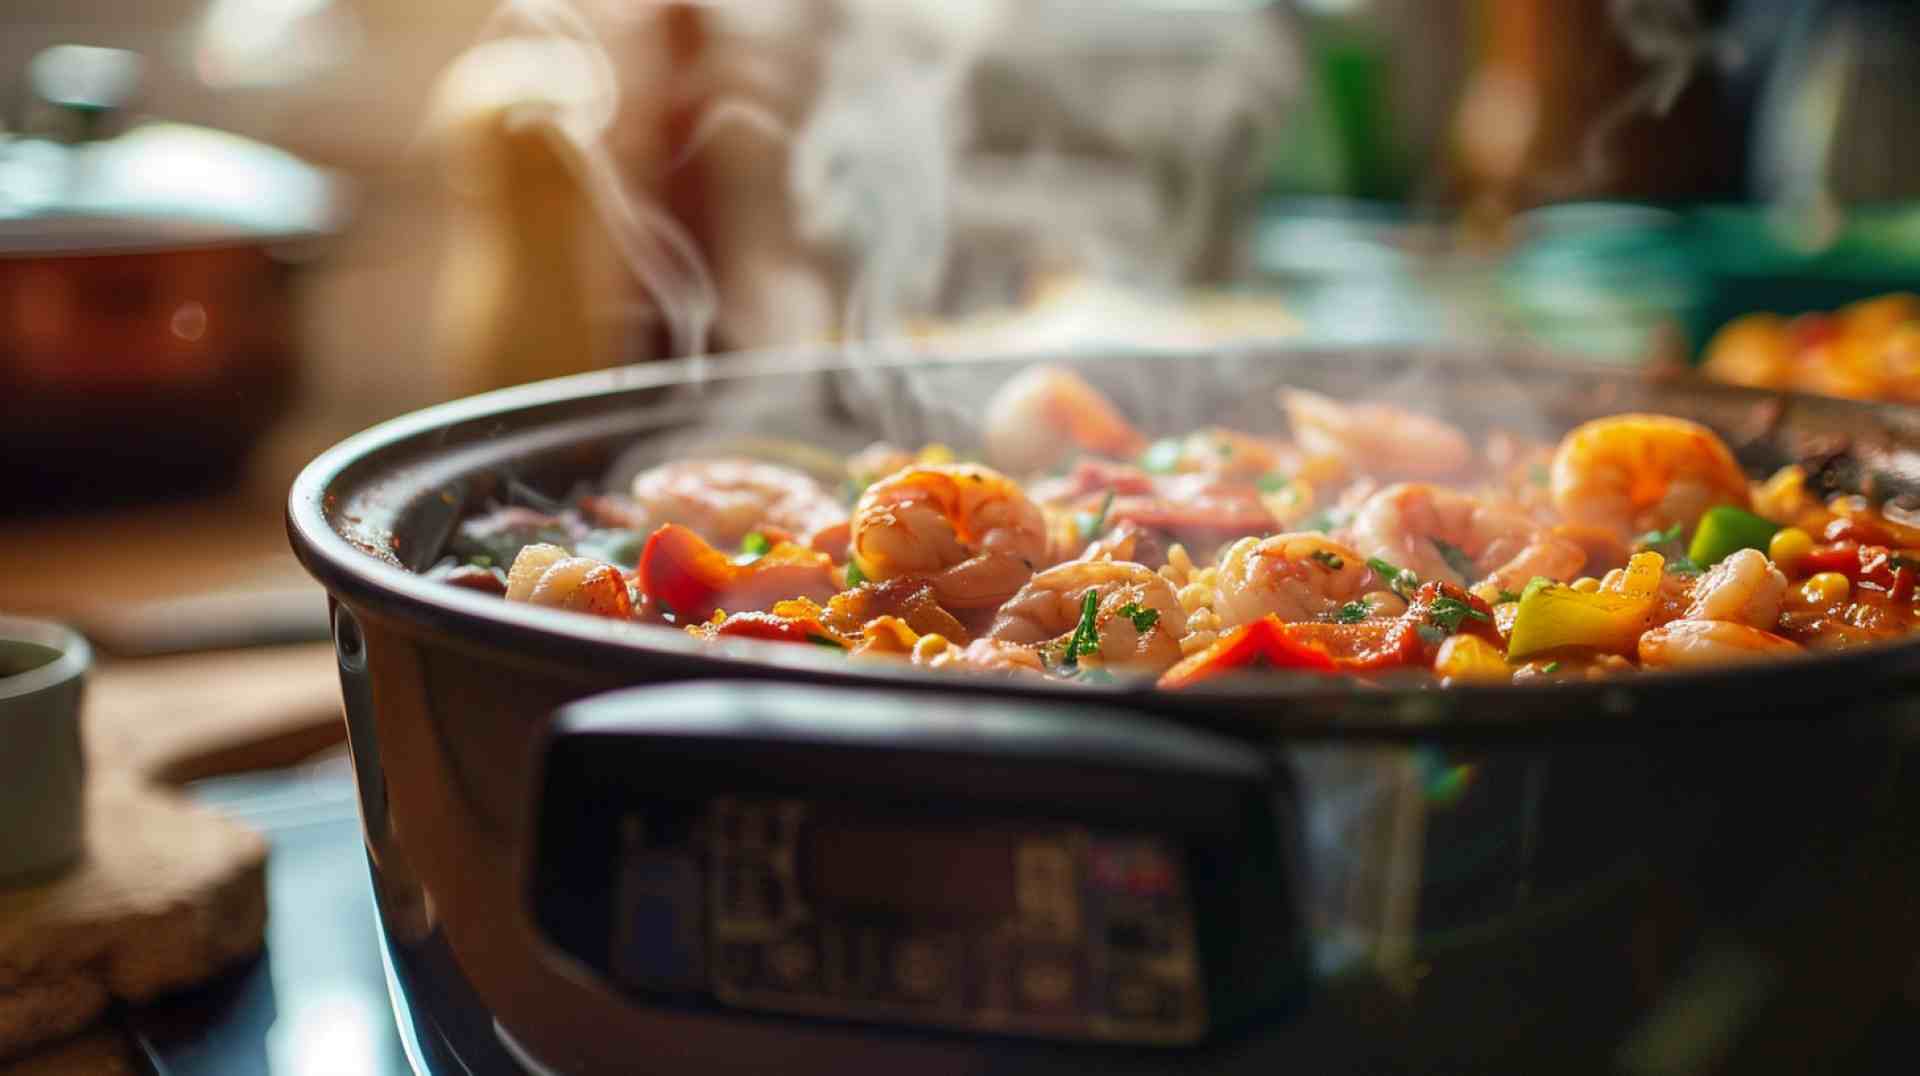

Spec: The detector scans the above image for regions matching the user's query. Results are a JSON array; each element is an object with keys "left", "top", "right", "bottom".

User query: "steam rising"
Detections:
[
  {"left": 1576, "top": 0, "right": 1745, "bottom": 192},
  {"left": 453, "top": 0, "right": 1294, "bottom": 359},
  {"left": 474, "top": 0, "right": 720, "bottom": 357}
]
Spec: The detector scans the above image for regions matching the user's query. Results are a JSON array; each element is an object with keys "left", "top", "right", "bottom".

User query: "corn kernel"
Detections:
[
  {"left": 1767, "top": 527, "right": 1814, "bottom": 574},
  {"left": 1802, "top": 572, "right": 1851, "bottom": 607},
  {"left": 1570, "top": 577, "right": 1601, "bottom": 593}
]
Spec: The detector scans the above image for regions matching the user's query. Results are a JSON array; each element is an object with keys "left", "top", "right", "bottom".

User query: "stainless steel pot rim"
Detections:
[{"left": 287, "top": 345, "right": 1920, "bottom": 741}]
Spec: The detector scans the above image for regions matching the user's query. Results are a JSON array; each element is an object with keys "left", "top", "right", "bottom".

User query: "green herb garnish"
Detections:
[
  {"left": 1116, "top": 601, "right": 1160, "bottom": 633},
  {"left": 1541, "top": 660, "right": 1561, "bottom": 674},
  {"left": 740, "top": 532, "right": 771, "bottom": 558},
  {"left": 1367, "top": 556, "right": 1419, "bottom": 599},
  {"left": 1664, "top": 555, "right": 1703, "bottom": 576},
  {"left": 1416, "top": 624, "right": 1449, "bottom": 647},
  {"left": 1061, "top": 590, "right": 1103, "bottom": 668},
  {"left": 1139, "top": 439, "right": 1183, "bottom": 474},
  {"left": 806, "top": 633, "right": 844, "bottom": 649},
  {"left": 1529, "top": 463, "right": 1550, "bottom": 487},
  {"left": 1334, "top": 601, "right": 1371, "bottom": 624},
  {"left": 1432, "top": 538, "right": 1477, "bottom": 582},
  {"left": 843, "top": 557, "right": 868, "bottom": 588},
  {"left": 1427, "top": 595, "right": 1490, "bottom": 634},
  {"left": 1633, "top": 523, "right": 1685, "bottom": 550},
  {"left": 1496, "top": 589, "right": 1523, "bottom": 605},
  {"left": 1257, "top": 473, "right": 1292, "bottom": 493},
  {"left": 1075, "top": 491, "right": 1116, "bottom": 542},
  {"left": 1892, "top": 555, "right": 1920, "bottom": 573},
  {"left": 467, "top": 554, "right": 493, "bottom": 568},
  {"left": 1309, "top": 550, "right": 1346, "bottom": 571}
]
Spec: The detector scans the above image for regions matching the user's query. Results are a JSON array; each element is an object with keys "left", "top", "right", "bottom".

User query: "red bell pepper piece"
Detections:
[
  {"left": 1158, "top": 615, "right": 1338, "bottom": 689},
  {"left": 694, "top": 611, "right": 848, "bottom": 650},
  {"left": 1802, "top": 541, "right": 1863, "bottom": 577},
  {"left": 639, "top": 524, "right": 742, "bottom": 621}
]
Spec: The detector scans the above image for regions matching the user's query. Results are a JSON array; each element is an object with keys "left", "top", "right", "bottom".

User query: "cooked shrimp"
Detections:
[
  {"left": 851, "top": 463, "right": 1049, "bottom": 610},
  {"left": 1684, "top": 548, "right": 1788, "bottom": 629},
  {"left": 1348, "top": 483, "right": 1586, "bottom": 591},
  {"left": 1211, "top": 533, "right": 1373, "bottom": 628},
  {"left": 630, "top": 458, "right": 847, "bottom": 549},
  {"left": 913, "top": 635, "right": 1048, "bottom": 677},
  {"left": 989, "top": 560, "right": 1186, "bottom": 670},
  {"left": 1549, "top": 414, "right": 1750, "bottom": 536},
  {"left": 1280, "top": 389, "right": 1472, "bottom": 478},
  {"left": 1637, "top": 619, "right": 1802, "bottom": 669},
  {"left": 505, "top": 544, "right": 633, "bottom": 619},
  {"left": 983, "top": 365, "right": 1147, "bottom": 473}
]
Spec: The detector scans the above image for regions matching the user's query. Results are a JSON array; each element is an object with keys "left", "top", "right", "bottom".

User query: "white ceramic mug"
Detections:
[{"left": 0, "top": 615, "right": 90, "bottom": 885}]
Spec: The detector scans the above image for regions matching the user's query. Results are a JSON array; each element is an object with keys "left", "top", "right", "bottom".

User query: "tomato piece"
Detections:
[{"left": 1158, "top": 615, "right": 1338, "bottom": 689}]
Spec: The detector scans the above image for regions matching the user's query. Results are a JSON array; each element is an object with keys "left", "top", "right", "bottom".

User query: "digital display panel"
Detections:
[{"left": 805, "top": 817, "right": 1018, "bottom": 921}]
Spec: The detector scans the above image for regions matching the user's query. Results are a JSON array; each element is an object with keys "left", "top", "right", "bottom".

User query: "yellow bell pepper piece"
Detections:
[
  {"left": 1435, "top": 634, "right": 1512, "bottom": 684},
  {"left": 1507, "top": 563, "right": 1659, "bottom": 661}
]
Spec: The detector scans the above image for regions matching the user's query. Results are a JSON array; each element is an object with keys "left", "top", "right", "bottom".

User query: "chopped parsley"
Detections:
[
  {"left": 1075, "top": 491, "right": 1116, "bottom": 543},
  {"left": 1892, "top": 555, "right": 1920, "bottom": 573},
  {"left": 843, "top": 557, "right": 868, "bottom": 588},
  {"left": 1116, "top": 601, "right": 1160, "bottom": 633},
  {"left": 1541, "top": 660, "right": 1562, "bottom": 674},
  {"left": 1139, "top": 438, "right": 1184, "bottom": 474},
  {"left": 1426, "top": 596, "right": 1490, "bottom": 634},
  {"left": 1367, "top": 556, "right": 1419, "bottom": 599},
  {"left": 1529, "top": 463, "right": 1550, "bottom": 487},
  {"left": 1257, "top": 473, "right": 1292, "bottom": 493},
  {"left": 1061, "top": 590, "right": 1103, "bottom": 669},
  {"left": 1496, "top": 589, "right": 1523, "bottom": 605},
  {"left": 1216, "top": 440, "right": 1235, "bottom": 458},
  {"left": 1665, "top": 555, "right": 1703, "bottom": 576},
  {"left": 739, "top": 531, "right": 771, "bottom": 558},
  {"left": 1309, "top": 549, "right": 1346, "bottom": 571},
  {"left": 1432, "top": 538, "right": 1477, "bottom": 581},
  {"left": 806, "top": 633, "right": 844, "bottom": 649},
  {"left": 1334, "top": 600, "right": 1371, "bottom": 624},
  {"left": 467, "top": 554, "right": 493, "bottom": 568}
]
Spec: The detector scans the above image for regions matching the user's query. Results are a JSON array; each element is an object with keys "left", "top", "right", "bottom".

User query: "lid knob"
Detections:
[{"left": 25, "top": 45, "right": 143, "bottom": 143}]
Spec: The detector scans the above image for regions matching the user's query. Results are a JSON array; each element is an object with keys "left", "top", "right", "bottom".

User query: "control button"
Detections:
[
  {"left": 1018, "top": 961, "right": 1075, "bottom": 1007},
  {"left": 1106, "top": 977, "right": 1182, "bottom": 1023},
  {"left": 1108, "top": 977, "right": 1157, "bottom": 1019},
  {"left": 768, "top": 939, "right": 816, "bottom": 985},
  {"left": 1016, "top": 840, "right": 1079, "bottom": 941},
  {"left": 892, "top": 939, "right": 947, "bottom": 999}
]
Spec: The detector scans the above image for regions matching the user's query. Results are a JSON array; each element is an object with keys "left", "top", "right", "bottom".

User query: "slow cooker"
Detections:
[{"left": 288, "top": 346, "right": 1920, "bottom": 1075}]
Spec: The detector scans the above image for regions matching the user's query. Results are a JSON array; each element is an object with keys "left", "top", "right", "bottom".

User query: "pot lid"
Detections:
[{"left": 0, "top": 45, "right": 345, "bottom": 255}]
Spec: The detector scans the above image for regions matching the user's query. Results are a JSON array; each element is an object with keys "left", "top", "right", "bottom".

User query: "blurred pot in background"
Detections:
[{"left": 0, "top": 46, "right": 344, "bottom": 511}]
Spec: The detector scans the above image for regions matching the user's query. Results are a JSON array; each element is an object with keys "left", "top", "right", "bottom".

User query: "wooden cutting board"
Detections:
[{"left": 0, "top": 643, "right": 345, "bottom": 1065}]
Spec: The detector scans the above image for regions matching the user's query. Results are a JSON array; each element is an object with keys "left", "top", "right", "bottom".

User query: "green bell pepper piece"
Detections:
[{"left": 1686, "top": 506, "right": 1780, "bottom": 568}]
